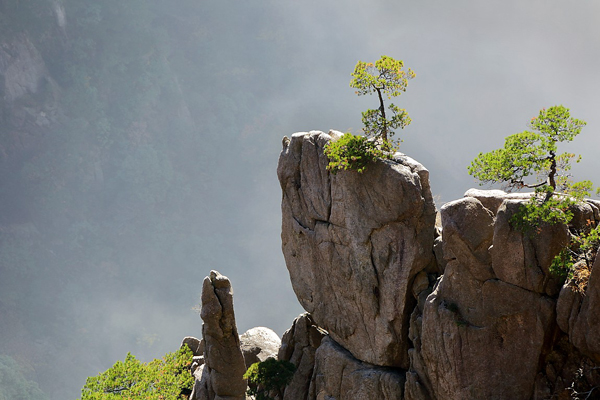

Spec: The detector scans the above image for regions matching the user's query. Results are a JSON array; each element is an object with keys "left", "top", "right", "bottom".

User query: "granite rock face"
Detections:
[
  {"left": 195, "top": 270, "right": 247, "bottom": 400},
  {"left": 272, "top": 136, "right": 600, "bottom": 399},
  {"left": 278, "top": 313, "right": 326, "bottom": 400},
  {"left": 309, "top": 336, "right": 405, "bottom": 400},
  {"left": 405, "top": 190, "right": 600, "bottom": 400},
  {"left": 278, "top": 130, "right": 436, "bottom": 368},
  {"left": 557, "top": 253, "right": 600, "bottom": 362}
]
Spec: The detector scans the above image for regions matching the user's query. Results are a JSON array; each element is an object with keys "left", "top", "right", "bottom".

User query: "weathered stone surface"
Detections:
[
  {"left": 182, "top": 336, "right": 205, "bottom": 356},
  {"left": 491, "top": 199, "right": 568, "bottom": 295},
  {"left": 419, "top": 273, "right": 555, "bottom": 400},
  {"left": 557, "top": 252, "right": 600, "bottom": 362},
  {"left": 278, "top": 313, "right": 326, "bottom": 400},
  {"left": 200, "top": 270, "right": 247, "bottom": 400},
  {"left": 406, "top": 190, "right": 559, "bottom": 400},
  {"left": 190, "top": 364, "right": 210, "bottom": 400},
  {"left": 441, "top": 197, "right": 495, "bottom": 281},
  {"left": 462, "top": 188, "right": 532, "bottom": 215},
  {"left": 463, "top": 188, "right": 509, "bottom": 214},
  {"left": 278, "top": 130, "right": 436, "bottom": 368},
  {"left": 308, "top": 336, "right": 405, "bottom": 400},
  {"left": 239, "top": 327, "right": 281, "bottom": 369}
]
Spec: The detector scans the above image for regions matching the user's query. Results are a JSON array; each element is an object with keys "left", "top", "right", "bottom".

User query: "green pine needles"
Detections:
[
  {"left": 243, "top": 358, "right": 296, "bottom": 400},
  {"left": 324, "top": 133, "right": 392, "bottom": 174},
  {"left": 350, "top": 55, "right": 415, "bottom": 145},
  {"left": 468, "top": 105, "right": 599, "bottom": 282},
  {"left": 325, "top": 55, "right": 415, "bottom": 173},
  {"left": 79, "top": 346, "right": 194, "bottom": 400}
]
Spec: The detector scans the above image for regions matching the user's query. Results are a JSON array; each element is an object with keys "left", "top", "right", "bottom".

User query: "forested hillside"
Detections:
[{"left": 0, "top": 1, "right": 300, "bottom": 398}]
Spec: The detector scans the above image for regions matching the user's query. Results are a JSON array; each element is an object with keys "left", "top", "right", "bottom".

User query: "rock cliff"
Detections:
[
  {"left": 274, "top": 132, "right": 600, "bottom": 400},
  {"left": 189, "top": 131, "right": 600, "bottom": 400},
  {"left": 277, "top": 130, "right": 436, "bottom": 369}
]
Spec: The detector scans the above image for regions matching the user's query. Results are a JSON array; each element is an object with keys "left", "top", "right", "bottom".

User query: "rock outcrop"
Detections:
[
  {"left": 182, "top": 336, "right": 205, "bottom": 357},
  {"left": 239, "top": 327, "right": 281, "bottom": 368},
  {"left": 274, "top": 138, "right": 600, "bottom": 400},
  {"left": 406, "top": 189, "right": 600, "bottom": 400},
  {"left": 278, "top": 130, "right": 436, "bottom": 368},
  {"left": 187, "top": 134, "right": 600, "bottom": 400},
  {"left": 309, "top": 336, "right": 405, "bottom": 400},
  {"left": 193, "top": 270, "right": 247, "bottom": 400},
  {"left": 278, "top": 313, "right": 326, "bottom": 400}
]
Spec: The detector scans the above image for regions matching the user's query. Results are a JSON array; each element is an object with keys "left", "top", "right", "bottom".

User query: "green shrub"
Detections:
[
  {"left": 243, "top": 358, "right": 296, "bottom": 400},
  {"left": 468, "top": 105, "right": 599, "bottom": 281},
  {"left": 79, "top": 346, "right": 193, "bottom": 400},
  {"left": 324, "top": 133, "right": 393, "bottom": 174}
]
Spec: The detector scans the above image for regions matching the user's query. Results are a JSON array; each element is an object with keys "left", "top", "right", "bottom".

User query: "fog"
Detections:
[{"left": 1, "top": 0, "right": 599, "bottom": 398}]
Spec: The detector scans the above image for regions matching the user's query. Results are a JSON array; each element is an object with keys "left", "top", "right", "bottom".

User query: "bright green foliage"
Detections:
[
  {"left": 350, "top": 55, "right": 415, "bottom": 145},
  {"left": 243, "top": 358, "right": 296, "bottom": 400},
  {"left": 79, "top": 346, "right": 194, "bottom": 400},
  {"left": 468, "top": 106, "right": 592, "bottom": 230},
  {"left": 551, "top": 223, "right": 600, "bottom": 285},
  {"left": 468, "top": 106, "right": 586, "bottom": 192},
  {"left": 468, "top": 105, "right": 597, "bottom": 282},
  {"left": 509, "top": 186, "right": 579, "bottom": 234},
  {"left": 324, "top": 133, "right": 392, "bottom": 173}
]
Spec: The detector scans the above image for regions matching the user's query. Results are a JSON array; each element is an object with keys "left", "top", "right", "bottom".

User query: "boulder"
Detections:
[
  {"left": 440, "top": 197, "right": 495, "bottom": 281},
  {"left": 199, "top": 270, "right": 247, "bottom": 400},
  {"left": 308, "top": 336, "right": 405, "bottom": 400},
  {"left": 181, "top": 336, "right": 204, "bottom": 357},
  {"left": 278, "top": 313, "right": 326, "bottom": 400},
  {"left": 278, "top": 131, "right": 436, "bottom": 368},
  {"left": 239, "top": 327, "right": 281, "bottom": 369}
]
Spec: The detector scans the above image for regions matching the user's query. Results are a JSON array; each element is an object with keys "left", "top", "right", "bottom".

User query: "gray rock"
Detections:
[
  {"left": 278, "top": 313, "right": 326, "bottom": 400},
  {"left": 491, "top": 200, "right": 568, "bottom": 295},
  {"left": 191, "top": 356, "right": 204, "bottom": 375},
  {"left": 278, "top": 131, "right": 436, "bottom": 368},
  {"left": 182, "top": 336, "right": 205, "bottom": 357},
  {"left": 308, "top": 336, "right": 405, "bottom": 400},
  {"left": 239, "top": 327, "right": 281, "bottom": 369},
  {"left": 406, "top": 191, "right": 560, "bottom": 400},
  {"left": 200, "top": 270, "right": 247, "bottom": 400},
  {"left": 419, "top": 273, "right": 555, "bottom": 400},
  {"left": 557, "top": 252, "right": 600, "bottom": 362},
  {"left": 463, "top": 188, "right": 533, "bottom": 213},
  {"left": 441, "top": 197, "right": 495, "bottom": 282},
  {"left": 190, "top": 364, "right": 210, "bottom": 400}
]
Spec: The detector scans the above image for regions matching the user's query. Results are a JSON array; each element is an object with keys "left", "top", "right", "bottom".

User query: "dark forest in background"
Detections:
[{"left": 0, "top": 1, "right": 303, "bottom": 398}]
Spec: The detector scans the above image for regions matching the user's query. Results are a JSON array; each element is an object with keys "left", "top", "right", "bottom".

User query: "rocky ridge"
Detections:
[{"left": 189, "top": 131, "right": 600, "bottom": 400}]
